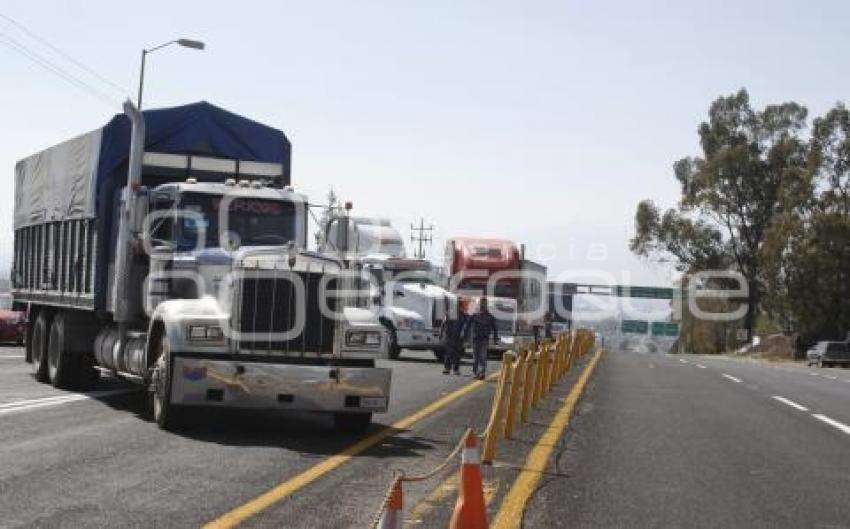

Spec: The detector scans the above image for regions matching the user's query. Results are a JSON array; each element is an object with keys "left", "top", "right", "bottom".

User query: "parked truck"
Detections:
[
  {"left": 443, "top": 237, "right": 522, "bottom": 353},
  {"left": 322, "top": 216, "right": 455, "bottom": 361},
  {"left": 12, "top": 101, "right": 390, "bottom": 432}
]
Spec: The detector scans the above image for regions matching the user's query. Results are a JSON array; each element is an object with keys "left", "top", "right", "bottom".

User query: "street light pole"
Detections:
[
  {"left": 137, "top": 38, "right": 205, "bottom": 110},
  {"left": 137, "top": 49, "right": 147, "bottom": 109}
]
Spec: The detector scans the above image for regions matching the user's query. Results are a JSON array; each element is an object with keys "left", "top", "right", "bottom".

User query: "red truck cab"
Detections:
[{"left": 444, "top": 237, "right": 520, "bottom": 298}]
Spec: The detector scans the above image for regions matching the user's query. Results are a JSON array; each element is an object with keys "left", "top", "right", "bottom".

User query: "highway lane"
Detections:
[
  {"left": 689, "top": 355, "right": 850, "bottom": 432},
  {"left": 0, "top": 345, "right": 489, "bottom": 529},
  {"left": 523, "top": 349, "right": 850, "bottom": 529}
]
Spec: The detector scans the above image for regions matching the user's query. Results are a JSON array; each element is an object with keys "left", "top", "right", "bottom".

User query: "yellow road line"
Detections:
[
  {"left": 491, "top": 350, "right": 603, "bottom": 529},
  {"left": 203, "top": 372, "right": 500, "bottom": 529}
]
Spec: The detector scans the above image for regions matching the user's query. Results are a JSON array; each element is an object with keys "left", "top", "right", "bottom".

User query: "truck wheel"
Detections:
[
  {"left": 47, "top": 312, "right": 74, "bottom": 389},
  {"left": 30, "top": 311, "right": 51, "bottom": 382},
  {"left": 333, "top": 412, "right": 372, "bottom": 434},
  {"left": 149, "top": 334, "right": 179, "bottom": 430}
]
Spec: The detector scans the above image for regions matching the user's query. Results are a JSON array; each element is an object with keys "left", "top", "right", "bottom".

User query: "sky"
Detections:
[{"left": 2, "top": 0, "right": 848, "bottom": 294}]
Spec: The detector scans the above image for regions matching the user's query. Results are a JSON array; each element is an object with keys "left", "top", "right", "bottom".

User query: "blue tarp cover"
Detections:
[{"left": 98, "top": 101, "right": 291, "bottom": 189}]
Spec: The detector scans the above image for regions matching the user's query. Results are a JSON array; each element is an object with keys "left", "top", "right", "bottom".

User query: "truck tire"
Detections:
[
  {"left": 149, "top": 333, "right": 179, "bottom": 430},
  {"left": 333, "top": 412, "right": 372, "bottom": 434},
  {"left": 47, "top": 312, "right": 74, "bottom": 389},
  {"left": 30, "top": 311, "right": 51, "bottom": 382}
]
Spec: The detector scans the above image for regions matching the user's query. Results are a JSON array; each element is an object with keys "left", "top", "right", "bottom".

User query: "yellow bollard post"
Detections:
[
  {"left": 503, "top": 352, "right": 526, "bottom": 438},
  {"left": 558, "top": 334, "right": 567, "bottom": 380},
  {"left": 561, "top": 334, "right": 569, "bottom": 375},
  {"left": 542, "top": 342, "right": 555, "bottom": 396},
  {"left": 554, "top": 335, "right": 565, "bottom": 381},
  {"left": 534, "top": 344, "right": 549, "bottom": 405},
  {"left": 481, "top": 352, "right": 514, "bottom": 464},
  {"left": 550, "top": 336, "right": 560, "bottom": 384},
  {"left": 520, "top": 350, "right": 536, "bottom": 423},
  {"left": 547, "top": 340, "right": 560, "bottom": 393}
]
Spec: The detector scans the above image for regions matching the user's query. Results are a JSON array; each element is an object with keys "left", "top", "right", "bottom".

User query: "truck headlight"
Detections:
[{"left": 187, "top": 324, "right": 224, "bottom": 342}]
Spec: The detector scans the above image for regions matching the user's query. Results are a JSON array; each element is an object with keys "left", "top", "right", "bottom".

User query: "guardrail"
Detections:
[{"left": 371, "top": 329, "right": 596, "bottom": 529}]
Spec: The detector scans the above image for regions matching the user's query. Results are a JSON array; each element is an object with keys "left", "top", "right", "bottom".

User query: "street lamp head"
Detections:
[{"left": 177, "top": 39, "right": 205, "bottom": 50}]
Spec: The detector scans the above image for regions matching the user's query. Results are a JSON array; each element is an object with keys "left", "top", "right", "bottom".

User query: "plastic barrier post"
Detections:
[
  {"left": 520, "top": 351, "right": 536, "bottom": 423},
  {"left": 481, "top": 352, "right": 514, "bottom": 464},
  {"left": 542, "top": 343, "right": 554, "bottom": 397},
  {"left": 533, "top": 344, "right": 548, "bottom": 405},
  {"left": 503, "top": 352, "right": 526, "bottom": 439},
  {"left": 554, "top": 336, "right": 564, "bottom": 383}
]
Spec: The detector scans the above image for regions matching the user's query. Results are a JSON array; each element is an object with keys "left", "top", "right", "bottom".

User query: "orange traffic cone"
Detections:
[
  {"left": 449, "top": 430, "right": 488, "bottom": 529},
  {"left": 378, "top": 478, "right": 403, "bottom": 529}
]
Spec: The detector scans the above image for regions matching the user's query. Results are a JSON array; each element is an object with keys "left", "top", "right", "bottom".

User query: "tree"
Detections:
[
  {"left": 631, "top": 89, "right": 809, "bottom": 342},
  {"left": 762, "top": 103, "right": 850, "bottom": 345}
]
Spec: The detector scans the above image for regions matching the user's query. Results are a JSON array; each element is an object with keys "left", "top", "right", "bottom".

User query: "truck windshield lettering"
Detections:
[{"left": 178, "top": 193, "right": 296, "bottom": 250}]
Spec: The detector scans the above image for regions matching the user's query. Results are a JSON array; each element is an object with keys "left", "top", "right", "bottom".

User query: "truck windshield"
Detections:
[
  {"left": 177, "top": 193, "right": 296, "bottom": 250},
  {"left": 389, "top": 271, "right": 434, "bottom": 285},
  {"left": 457, "top": 278, "right": 517, "bottom": 298}
]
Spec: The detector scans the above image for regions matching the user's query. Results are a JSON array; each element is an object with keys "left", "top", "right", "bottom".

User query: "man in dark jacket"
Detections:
[
  {"left": 441, "top": 299, "right": 468, "bottom": 375},
  {"left": 465, "top": 297, "right": 499, "bottom": 380}
]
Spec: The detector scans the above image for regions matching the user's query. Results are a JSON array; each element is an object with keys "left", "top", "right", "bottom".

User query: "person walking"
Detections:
[
  {"left": 465, "top": 297, "right": 499, "bottom": 380},
  {"left": 441, "top": 299, "right": 468, "bottom": 375}
]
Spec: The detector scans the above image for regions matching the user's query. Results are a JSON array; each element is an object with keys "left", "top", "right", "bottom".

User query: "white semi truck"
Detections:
[
  {"left": 12, "top": 101, "right": 391, "bottom": 432},
  {"left": 322, "top": 216, "right": 455, "bottom": 361}
]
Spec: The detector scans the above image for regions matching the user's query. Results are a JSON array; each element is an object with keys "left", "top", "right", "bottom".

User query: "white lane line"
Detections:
[
  {"left": 823, "top": 375, "right": 838, "bottom": 380},
  {"left": 0, "top": 394, "right": 84, "bottom": 409},
  {"left": 722, "top": 373, "right": 742, "bottom": 383},
  {"left": 679, "top": 358, "right": 689, "bottom": 364},
  {"left": 772, "top": 396, "right": 809, "bottom": 412},
  {"left": 0, "top": 389, "right": 135, "bottom": 415},
  {"left": 812, "top": 414, "right": 850, "bottom": 435},
  {"left": 696, "top": 364, "right": 707, "bottom": 369},
  {"left": 809, "top": 372, "right": 820, "bottom": 376},
  {"left": 0, "top": 354, "right": 24, "bottom": 359}
]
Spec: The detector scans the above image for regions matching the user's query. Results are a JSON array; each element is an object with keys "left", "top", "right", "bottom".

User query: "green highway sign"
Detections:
[
  {"left": 622, "top": 320, "right": 649, "bottom": 334},
  {"left": 614, "top": 286, "right": 676, "bottom": 299},
  {"left": 651, "top": 321, "right": 680, "bottom": 337}
]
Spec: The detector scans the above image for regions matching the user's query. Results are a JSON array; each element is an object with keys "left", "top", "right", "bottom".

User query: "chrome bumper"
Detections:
[
  {"left": 170, "top": 355, "right": 392, "bottom": 413},
  {"left": 396, "top": 328, "right": 441, "bottom": 349}
]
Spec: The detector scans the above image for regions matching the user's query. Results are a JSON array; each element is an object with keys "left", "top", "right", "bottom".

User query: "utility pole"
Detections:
[{"left": 410, "top": 218, "right": 433, "bottom": 259}]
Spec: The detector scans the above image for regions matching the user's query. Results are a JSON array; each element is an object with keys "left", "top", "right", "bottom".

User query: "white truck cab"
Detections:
[{"left": 322, "top": 216, "right": 456, "bottom": 361}]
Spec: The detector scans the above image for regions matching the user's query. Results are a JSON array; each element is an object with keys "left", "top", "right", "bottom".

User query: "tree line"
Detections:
[{"left": 631, "top": 89, "right": 850, "bottom": 353}]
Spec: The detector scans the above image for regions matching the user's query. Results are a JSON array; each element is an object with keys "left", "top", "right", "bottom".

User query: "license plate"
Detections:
[{"left": 361, "top": 397, "right": 387, "bottom": 409}]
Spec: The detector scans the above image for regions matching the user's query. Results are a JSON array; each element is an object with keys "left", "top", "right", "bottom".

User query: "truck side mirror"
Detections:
[{"left": 335, "top": 217, "right": 350, "bottom": 253}]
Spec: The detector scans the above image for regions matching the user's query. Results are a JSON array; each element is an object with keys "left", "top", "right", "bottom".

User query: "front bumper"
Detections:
[
  {"left": 170, "top": 354, "right": 392, "bottom": 413},
  {"left": 396, "top": 328, "right": 441, "bottom": 349}
]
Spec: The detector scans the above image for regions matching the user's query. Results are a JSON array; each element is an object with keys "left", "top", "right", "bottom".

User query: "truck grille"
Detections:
[{"left": 235, "top": 271, "right": 337, "bottom": 354}]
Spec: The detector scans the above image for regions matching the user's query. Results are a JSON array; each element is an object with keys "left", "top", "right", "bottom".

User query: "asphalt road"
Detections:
[
  {"left": 7, "top": 343, "right": 850, "bottom": 529},
  {"left": 0, "top": 345, "right": 497, "bottom": 529},
  {"left": 524, "top": 349, "right": 850, "bottom": 529}
]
